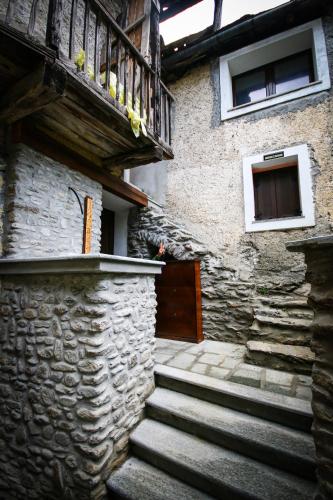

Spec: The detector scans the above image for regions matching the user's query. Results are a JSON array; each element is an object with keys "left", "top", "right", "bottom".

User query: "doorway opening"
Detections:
[{"left": 155, "top": 256, "right": 203, "bottom": 343}]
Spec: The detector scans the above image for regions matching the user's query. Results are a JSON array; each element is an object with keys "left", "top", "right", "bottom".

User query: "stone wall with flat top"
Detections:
[
  {"left": 3, "top": 144, "right": 102, "bottom": 258},
  {"left": 0, "top": 269, "right": 157, "bottom": 500}
]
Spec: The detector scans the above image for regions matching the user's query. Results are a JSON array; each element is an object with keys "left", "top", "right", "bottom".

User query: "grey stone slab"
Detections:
[
  {"left": 167, "top": 353, "right": 196, "bottom": 370},
  {"left": 190, "top": 363, "right": 208, "bottom": 375},
  {"left": 185, "top": 344, "right": 205, "bottom": 355},
  {"left": 0, "top": 254, "right": 164, "bottom": 275},
  {"left": 264, "top": 384, "right": 293, "bottom": 397},
  {"left": 265, "top": 368, "right": 294, "bottom": 387},
  {"left": 296, "top": 386, "right": 312, "bottom": 401},
  {"left": 199, "top": 353, "right": 225, "bottom": 366},
  {"left": 131, "top": 419, "right": 316, "bottom": 500},
  {"left": 220, "top": 357, "right": 242, "bottom": 369},
  {"left": 154, "top": 364, "right": 313, "bottom": 432},
  {"left": 155, "top": 353, "right": 174, "bottom": 364},
  {"left": 297, "top": 375, "right": 312, "bottom": 387},
  {"left": 230, "top": 370, "right": 261, "bottom": 387},
  {"left": 107, "top": 457, "right": 214, "bottom": 500},
  {"left": 147, "top": 387, "right": 316, "bottom": 479},
  {"left": 156, "top": 339, "right": 188, "bottom": 351},
  {"left": 201, "top": 340, "right": 246, "bottom": 358},
  {"left": 208, "top": 367, "right": 230, "bottom": 380}
]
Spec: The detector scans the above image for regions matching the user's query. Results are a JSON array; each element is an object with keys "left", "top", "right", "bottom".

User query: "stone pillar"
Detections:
[
  {"left": 0, "top": 255, "right": 163, "bottom": 500},
  {"left": 287, "top": 236, "right": 333, "bottom": 500}
]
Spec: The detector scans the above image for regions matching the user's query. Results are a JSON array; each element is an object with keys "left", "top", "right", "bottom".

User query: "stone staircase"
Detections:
[
  {"left": 107, "top": 364, "right": 317, "bottom": 499},
  {"left": 246, "top": 290, "right": 315, "bottom": 374}
]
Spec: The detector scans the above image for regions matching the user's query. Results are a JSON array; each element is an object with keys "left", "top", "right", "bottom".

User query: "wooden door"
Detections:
[
  {"left": 100, "top": 208, "right": 115, "bottom": 254},
  {"left": 155, "top": 261, "right": 203, "bottom": 343}
]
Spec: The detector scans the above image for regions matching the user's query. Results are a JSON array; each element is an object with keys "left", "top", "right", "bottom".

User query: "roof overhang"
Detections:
[{"left": 162, "top": 0, "right": 330, "bottom": 82}]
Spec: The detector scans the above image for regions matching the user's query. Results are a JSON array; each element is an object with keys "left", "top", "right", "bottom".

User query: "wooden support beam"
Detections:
[
  {"left": 103, "top": 145, "right": 163, "bottom": 170},
  {"left": 11, "top": 122, "right": 148, "bottom": 207},
  {"left": 0, "top": 62, "right": 67, "bottom": 124},
  {"left": 83, "top": 196, "right": 93, "bottom": 254},
  {"left": 213, "top": 0, "right": 223, "bottom": 31}
]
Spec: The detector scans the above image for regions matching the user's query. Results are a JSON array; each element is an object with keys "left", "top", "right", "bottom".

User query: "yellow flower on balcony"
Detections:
[{"left": 74, "top": 48, "right": 85, "bottom": 71}]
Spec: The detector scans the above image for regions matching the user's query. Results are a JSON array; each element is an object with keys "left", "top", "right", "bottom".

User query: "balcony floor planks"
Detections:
[{"left": 0, "top": 23, "right": 173, "bottom": 170}]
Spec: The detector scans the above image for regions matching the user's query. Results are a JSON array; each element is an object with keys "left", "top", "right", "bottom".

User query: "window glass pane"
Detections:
[
  {"left": 234, "top": 69, "right": 266, "bottom": 106},
  {"left": 275, "top": 52, "right": 312, "bottom": 94}
]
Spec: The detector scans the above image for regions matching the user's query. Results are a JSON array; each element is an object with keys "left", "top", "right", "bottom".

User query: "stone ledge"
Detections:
[
  {"left": 0, "top": 254, "right": 165, "bottom": 276},
  {"left": 287, "top": 235, "right": 333, "bottom": 252}
]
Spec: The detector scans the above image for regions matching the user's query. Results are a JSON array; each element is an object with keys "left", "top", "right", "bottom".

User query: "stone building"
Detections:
[
  {"left": 0, "top": 0, "right": 173, "bottom": 498},
  {"left": 128, "top": 0, "right": 333, "bottom": 374},
  {"left": 0, "top": 0, "right": 333, "bottom": 499}
]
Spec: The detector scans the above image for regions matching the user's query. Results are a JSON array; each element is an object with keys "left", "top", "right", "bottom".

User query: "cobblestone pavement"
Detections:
[{"left": 155, "top": 339, "right": 312, "bottom": 401}]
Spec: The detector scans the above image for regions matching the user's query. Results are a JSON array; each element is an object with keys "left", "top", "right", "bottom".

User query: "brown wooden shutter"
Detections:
[{"left": 253, "top": 165, "right": 301, "bottom": 220}]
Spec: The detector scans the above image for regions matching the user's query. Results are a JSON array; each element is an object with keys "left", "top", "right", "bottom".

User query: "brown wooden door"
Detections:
[{"left": 155, "top": 261, "right": 203, "bottom": 343}]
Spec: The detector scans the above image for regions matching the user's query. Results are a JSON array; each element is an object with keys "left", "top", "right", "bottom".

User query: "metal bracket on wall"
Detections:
[{"left": 68, "top": 186, "right": 84, "bottom": 215}]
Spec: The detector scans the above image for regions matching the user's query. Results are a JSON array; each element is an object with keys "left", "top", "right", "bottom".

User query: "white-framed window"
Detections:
[
  {"left": 220, "top": 19, "right": 331, "bottom": 120},
  {"left": 243, "top": 144, "right": 315, "bottom": 233}
]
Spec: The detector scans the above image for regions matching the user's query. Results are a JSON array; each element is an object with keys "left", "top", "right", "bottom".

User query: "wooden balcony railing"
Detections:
[{"left": 2, "top": 0, "right": 173, "bottom": 147}]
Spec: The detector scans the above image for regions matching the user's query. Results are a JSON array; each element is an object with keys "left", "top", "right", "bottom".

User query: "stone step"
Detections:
[
  {"left": 155, "top": 364, "right": 312, "bottom": 432},
  {"left": 130, "top": 419, "right": 316, "bottom": 500},
  {"left": 249, "top": 321, "right": 312, "bottom": 346},
  {"left": 106, "top": 457, "right": 213, "bottom": 500},
  {"left": 147, "top": 387, "right": 316, "bottom": 480},
  {"left": 246, "top": 341, "right": 315, "bottom": 375},
  {"left": 258, "top": 297, "right": 310, "bottom": 309},
  {"left": 254, "top": 314, "right": 312, "bottom": 330}
]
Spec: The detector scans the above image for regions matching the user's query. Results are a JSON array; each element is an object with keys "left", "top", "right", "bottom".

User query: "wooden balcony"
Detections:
[{"left": 0, "top": 0, "right": 174, "bottom": 175}]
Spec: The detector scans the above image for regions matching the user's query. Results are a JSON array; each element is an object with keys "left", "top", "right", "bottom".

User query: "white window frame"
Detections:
[
  {"left": 220, "top": 19, "right": 331, "bottom": 121},
  {"left": 243, "top": 144, "right": 315, "bottom": 233}
]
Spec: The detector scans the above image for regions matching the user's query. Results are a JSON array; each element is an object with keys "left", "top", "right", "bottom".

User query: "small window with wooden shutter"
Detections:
[{"left": 252, "top": 163, "right": 302, "bottom": 221}]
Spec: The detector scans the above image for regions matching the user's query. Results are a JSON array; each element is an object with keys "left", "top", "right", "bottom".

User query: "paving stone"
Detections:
[
  {"left": 220, "top": 358, "right": 241, "bottom": 369},
  {"left": 264, "top": 384, "right": 293, "bottom": 397},
  {"left": 202, "top": 341, "right": 246, "bottom": 358},
  {"left": 208, "top": 367, "right": 230, "bottom": 380},
  {"left": 167, "top": 353, "right": 196, "bottom": 370},
  {"left": 199, "top": 353, "right": 225, "bottom": 366},
  {"left": 185, "top": 344, "right": 205, "bottom": 355},
  {"left": 190, "top": 363, "right": 208, "bottom": 375},
  {"left": 265, "top": 369, "right": 294, "bottom": 387},
  {"left": 296, "top": 386, "right": 312, "bottom": 401},
  {"left": 297, "top": 375, "right": 312, "bottom": 387},
  {"left": 155, "top": 353, "right": 174, "bottom": 364},
  {"left": 230, "top": 364, "right": 263, "bottom": 388}
]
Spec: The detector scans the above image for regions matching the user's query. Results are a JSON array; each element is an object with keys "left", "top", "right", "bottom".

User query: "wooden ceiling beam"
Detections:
[
  {"left": 10, "top": 121, "right": 148, "bottom": 208},
  {"left": 0, "top": 61, "right": 66, "bottom": 124},
  {"left": 103, "top": 145, "right": 164, "bottom": 170},
  {"left": 160, "top": 0, "right": 202, "bottom": 23}
]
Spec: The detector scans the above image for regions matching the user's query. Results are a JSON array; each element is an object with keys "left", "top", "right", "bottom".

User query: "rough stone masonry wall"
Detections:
[
  {"left": 3, "top": 144, "right": 102, "bottom": 257},
  {"left": 289, "top": 240, "right": 333, "bottom": 500},
  {"left": 129, "top": 13, "right": 333, "bottom": 348},
  {"left": 0, "top": 271, "right": 156, "bottom": 500}
]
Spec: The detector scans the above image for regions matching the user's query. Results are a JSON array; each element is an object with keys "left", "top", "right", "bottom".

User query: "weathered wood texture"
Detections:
[
  {"left": 83, "top": 196, "right": 93, "bottom": 253},
  {"left": 159, "top": 0, "right": 202, "bottom": 22},
  {"left": 0, "top": 62, "right": 66, "bottom": 124},
  {"left": 11, "top": 121, "right": 148, "bottom": 207},
  {"left": 155, "top": 260, "right": 203, "bottom": 343}
]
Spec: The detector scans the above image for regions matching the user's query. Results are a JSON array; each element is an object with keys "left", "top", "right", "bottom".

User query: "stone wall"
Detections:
[
  {"left": 129, "top": 205, "right": 311, "bottom": 346},
  {"left": 129, "top": 13, "right": 333, "bottom": 350},
  {"left": 0, "top": 269, "right": 157, "bottom": 500},
  {"left": 287, "top": 237, "right": 333, "bottom": 500},
  {"left": 3, "top": 144, "right": 102, "bottom": 257}
]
